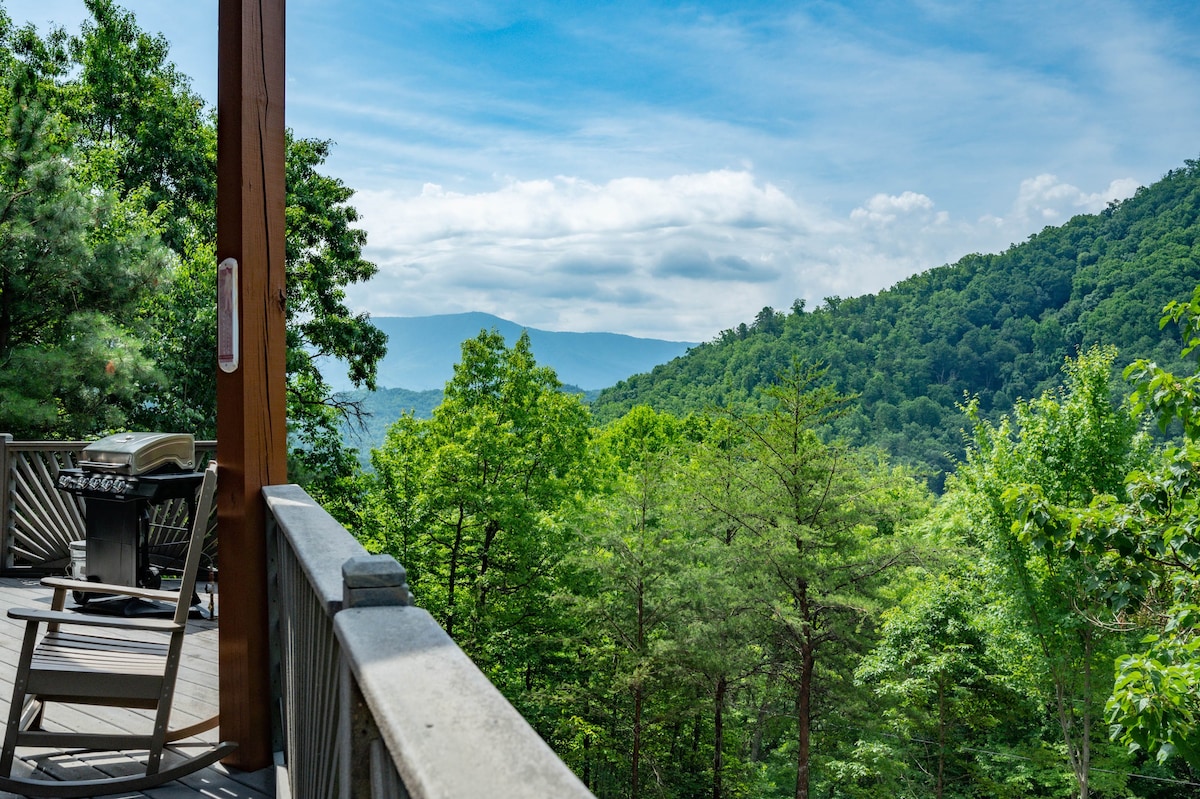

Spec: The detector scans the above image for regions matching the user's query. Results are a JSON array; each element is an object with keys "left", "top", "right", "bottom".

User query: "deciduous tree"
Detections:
[
  {"left": 368, "top": 330, "right": 593, "bottom": 685},
  {"left": 956, "top": 346, "right": 1143, "bottom": 799}
]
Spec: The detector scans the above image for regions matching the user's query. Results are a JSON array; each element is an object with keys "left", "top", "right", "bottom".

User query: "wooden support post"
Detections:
[
  {"left": 0, "top": 434, "right": 10, "bottom": 570},
  {"left": 216, "top": 0, "right": 287, "bottom": 771}
]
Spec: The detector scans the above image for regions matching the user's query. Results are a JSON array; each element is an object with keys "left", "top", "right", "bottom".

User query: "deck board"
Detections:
[{"left": 0, "top": 577, "right": 274, "bottom": 798}]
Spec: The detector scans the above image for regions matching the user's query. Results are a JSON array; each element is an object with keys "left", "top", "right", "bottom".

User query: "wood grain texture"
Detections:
[{"left": 215, "top": 0, "right": 287, "bottom": 772}]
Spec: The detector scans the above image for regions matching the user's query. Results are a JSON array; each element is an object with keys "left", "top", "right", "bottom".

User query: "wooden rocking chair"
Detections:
[{"left": 0, "top": 461, "right": 236, "bottom": 797}]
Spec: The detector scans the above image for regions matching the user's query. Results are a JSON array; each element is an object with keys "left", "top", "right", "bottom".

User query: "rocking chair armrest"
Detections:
[
  {"left": 40, "top": 577, "right": 184, "bottom": 604},
  {"left": 6, "top": 607, "right": 184, "bottom": 632}
]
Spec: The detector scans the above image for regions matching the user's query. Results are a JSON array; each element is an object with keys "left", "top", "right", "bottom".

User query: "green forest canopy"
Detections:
[{"left": 352, "top": 323, "right": 1200, "bottom": 799}]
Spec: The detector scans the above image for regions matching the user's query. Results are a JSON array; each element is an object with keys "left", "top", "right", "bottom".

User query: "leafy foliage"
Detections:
[
  {"left": 362, "top": 346, "right": 934, "bottom": 799},
  {"left": 61, "top": 0, "right": 215, "bottom": 252},
  {"left": 1004, "top": 304, "right": 1200, "bottom": 773},
  {"left": 348, "top": 309, "right": 1200, "bottom": 798},
  {"left": 364, "top": 330, "right": 593, "bottom": 686},
  {"left": 953, "top": 347, "right": 1146, "bottom": 799},
  {"left": 853, "top": 573, "right": 1016, "bottom": 799}
]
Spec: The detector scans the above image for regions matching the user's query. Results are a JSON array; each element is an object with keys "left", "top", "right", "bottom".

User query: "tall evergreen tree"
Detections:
[
  {"left": 702, "top": 361, "right": 929, "bottom": 799},
  {"left": 0, "top": 25, "right": 167, "bottom": 437}
]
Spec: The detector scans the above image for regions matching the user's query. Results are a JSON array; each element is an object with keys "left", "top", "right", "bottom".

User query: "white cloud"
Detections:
[
  {"left": 850, "top": 191, "right": 941, "bottom": 226},
  {"left": 347, "top": 168, "right": 1144, "bottom": 342},
  {"left": 1014, "top": 174, "right": 1139, "bottom": 220},
  {"left": 978, "top": 174, "right": 1139, "bottom": 244},
  {"left": 361, "top": 170, "right": 807, "bottom": 247},
  {"left": 351, "top": 170, "right": 823, "bottom": 339}
]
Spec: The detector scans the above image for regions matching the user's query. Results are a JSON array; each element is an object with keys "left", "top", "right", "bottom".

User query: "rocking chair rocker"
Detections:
[{"left": 0, "top": 460, "right": 236, "bottom": 797}]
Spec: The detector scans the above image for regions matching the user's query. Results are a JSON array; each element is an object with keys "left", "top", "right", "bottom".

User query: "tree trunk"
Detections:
[
  {"left": 631, "top": 573, "right": 646, "bottom": 799},
  {"left": 795, "top": 644, "right": 814, "bottom": 799},
  {"left": 793, "top": 574, "right": 816, "bottom": 799},
  {"left": 936, "top": 679, "right": 945, "bottom": 799},
  {"left": 751, "top": 684, "right": 772, "bottom": 762},
  {"left": 582, "top": 732, "right": 591, "bottom": 790},
  {"left": 0, "top": 272, "right": 10, "bottom": 361},
  {"left": 444, "top": 509, "right": 465, "bottom": 638},
  {"left": 713, "top": 675, "right": 727, "bottom": 799},
  {"left": 1080, "top": 631, "right": 1093, "bottom": 799},
  {"left": 669, "top": 717, "right": 683, "bottom": 762},
  {"left": 632, "top": 684, "right": 643, "bottom": 799},
  {"left": 1051, "top": 630, "right": 1093, "bottom": 799},
  {"left": 477, "top": 519, "right": 500, "bottom": 623}
]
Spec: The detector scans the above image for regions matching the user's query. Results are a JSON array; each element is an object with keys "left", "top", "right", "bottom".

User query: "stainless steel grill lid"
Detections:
[{"left": 79, "top": 432, "right": 196, "bottom": 475}]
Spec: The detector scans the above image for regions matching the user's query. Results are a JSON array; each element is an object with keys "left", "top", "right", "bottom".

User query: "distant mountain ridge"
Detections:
[{"left": 321, "top": 312, "right": 697, "bottom": 392}]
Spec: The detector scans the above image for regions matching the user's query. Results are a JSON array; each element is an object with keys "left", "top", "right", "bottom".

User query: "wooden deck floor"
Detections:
[{"left": 0, "top": 577, "right": 274, "bottom": 799}]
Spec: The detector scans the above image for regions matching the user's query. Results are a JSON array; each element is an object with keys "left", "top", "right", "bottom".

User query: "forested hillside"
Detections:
[
  {"left": 354, "top": 327, "right": 1200, "bottom": 799},
  {"left": 592, "top": 162, "right": 1200, "bottom": 485}
]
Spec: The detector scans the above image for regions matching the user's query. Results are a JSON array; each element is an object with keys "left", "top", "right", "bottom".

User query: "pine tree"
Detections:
[{"left": 0, "top": 47, "right": 165, "bottom": 437}]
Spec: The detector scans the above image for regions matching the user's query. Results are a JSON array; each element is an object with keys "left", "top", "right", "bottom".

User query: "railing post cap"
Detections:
[
  {"left": 342, "top": 555, "right": 407, "bottom": 588},
  {"left": 342, "top": 555, "right": 414, "bottom": 608}
]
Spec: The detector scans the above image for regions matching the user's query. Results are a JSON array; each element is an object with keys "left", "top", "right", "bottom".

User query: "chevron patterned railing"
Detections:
[{"left": 0, "top": 434, "right": 217, "bottom": 574}]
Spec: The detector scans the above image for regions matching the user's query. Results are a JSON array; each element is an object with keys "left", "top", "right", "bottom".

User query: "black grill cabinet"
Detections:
[{"left": 55, "top": 432, "right": 203, "bottom": 591}]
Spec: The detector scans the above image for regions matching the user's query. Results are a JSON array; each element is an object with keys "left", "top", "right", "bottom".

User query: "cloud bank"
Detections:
[{"left": 349, "top": 169, "right": 1138, "bottom": 341}]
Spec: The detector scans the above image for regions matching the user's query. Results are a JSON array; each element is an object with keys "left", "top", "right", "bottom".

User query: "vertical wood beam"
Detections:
[
  {"left": 0, "top": 433, "right": 10, "bottom": 570},
  {"left": 216, "top": 0, "right": 287, "bottom": 771}
]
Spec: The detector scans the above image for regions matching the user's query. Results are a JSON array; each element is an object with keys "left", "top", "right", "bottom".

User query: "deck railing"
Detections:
[
  {"left": 0, "top": 436, "right": 595, "bottom": 797},
  {"left": 0, "top": 434, "right": 217, "bottom": 573},
  {"left": 265, "top": 481, "right": 595, "bottom": 799}
]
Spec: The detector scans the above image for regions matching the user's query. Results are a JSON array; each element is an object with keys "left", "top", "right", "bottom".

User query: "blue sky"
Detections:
[{"left": 9, "top": 1, "right": 1200, "bottom": 341}]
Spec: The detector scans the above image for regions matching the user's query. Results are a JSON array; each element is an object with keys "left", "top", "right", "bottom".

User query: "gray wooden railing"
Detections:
[
  {"left": 0, "top": 434, "right": 217, "bottom": 573},
  {"left": 264, "top": 483, "right": 595, "bottom": 799}
]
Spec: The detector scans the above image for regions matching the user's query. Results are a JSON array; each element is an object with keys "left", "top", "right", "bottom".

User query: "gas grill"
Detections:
[{"left": 55, "top": 433, "right": 205, "bottom": 611}]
